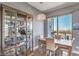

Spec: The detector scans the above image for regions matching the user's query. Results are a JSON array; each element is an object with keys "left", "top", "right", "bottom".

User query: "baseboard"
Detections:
[
  {"left": 72, "top": 50, "right": 79, "bottom": 55},
  {"left": 33, "top": 45, "right": 39, "bottom": 50}
]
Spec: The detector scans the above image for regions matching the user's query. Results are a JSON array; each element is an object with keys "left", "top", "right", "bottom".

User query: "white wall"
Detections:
[
  {"left": 72, "top": 11, "right": 79, "bottom": 52},
  {"left": 33, "top": 20, "right": 44, "bottom": 48},
  {"left": 1, "top": 2, "right": 44, "bottom": 48}
]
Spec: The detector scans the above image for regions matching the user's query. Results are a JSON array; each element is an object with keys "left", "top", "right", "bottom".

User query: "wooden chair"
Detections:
[
  {"left": 38, "top": 39, "right": 46, "bottom": 54},
  {"left": 46, "top": 39, "right": 57, "bottom": 56}
]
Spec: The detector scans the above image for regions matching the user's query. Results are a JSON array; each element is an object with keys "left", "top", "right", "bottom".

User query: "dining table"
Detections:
[
  {"left": 39, "top": 38, "right": 74, "bottom": 56},
  {"left": 55, "top": 39, "right": 73, "bottom": 56}
]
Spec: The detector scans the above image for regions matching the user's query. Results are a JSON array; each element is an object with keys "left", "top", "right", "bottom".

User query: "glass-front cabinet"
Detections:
[{"left": 0, "top": 5, "right": 33, "bottom": 56}]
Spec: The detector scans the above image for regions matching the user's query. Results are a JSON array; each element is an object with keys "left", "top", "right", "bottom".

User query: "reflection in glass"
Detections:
[{"left": 48, "top": 18, "right": 54, "bottom": 38}]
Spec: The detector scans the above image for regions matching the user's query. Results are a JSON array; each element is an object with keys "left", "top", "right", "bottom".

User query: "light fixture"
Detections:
[
  {"left": 37, "top": 13, "right": 46, "bottom": 21},
  {"left": 39, "top": 2, "right": 44, "bottom": 4}
]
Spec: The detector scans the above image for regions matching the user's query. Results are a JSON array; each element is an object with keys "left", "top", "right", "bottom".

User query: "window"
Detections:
[
  {"left": 58, "top": 14, "right": 72, "bottom": 40},
  {"left": 48, "top": 17, "right": 54, "bottom": 38},
  {"left": 54, "top": 17, "right": 57, "bottom": 38},
  {"left": 48, "top": 14, "right": 72, "bottom": 40}
]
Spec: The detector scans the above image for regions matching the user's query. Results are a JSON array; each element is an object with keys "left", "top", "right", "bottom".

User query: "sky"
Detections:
[{"left": 54, "top": 14, "right": 72, "bottom": 31}]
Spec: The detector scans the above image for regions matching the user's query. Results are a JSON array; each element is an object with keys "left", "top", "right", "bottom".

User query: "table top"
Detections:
[
  {"left": 54, "top": 39, "right": 72, "bottom": 46},
  {"left": 39, "top": 38, "right": 73, "bottom": 46}
]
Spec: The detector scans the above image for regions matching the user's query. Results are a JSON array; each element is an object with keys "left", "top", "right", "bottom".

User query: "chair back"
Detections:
[{"left": 46, "top": 39, "right": 54, "bottom": 49}]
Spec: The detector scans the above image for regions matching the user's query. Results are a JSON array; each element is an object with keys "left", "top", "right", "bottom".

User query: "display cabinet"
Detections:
[
  {"left": 0, "top": 4, "right": 2, "bottom": 56},
  {"left": 0, "top": 4, "right": 33, "bottom": 56}
]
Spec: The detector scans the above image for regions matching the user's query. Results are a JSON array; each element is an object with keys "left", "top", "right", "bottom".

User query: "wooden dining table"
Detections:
[
  {"left": 39, "top": 38, "right": 73, "bottom": 56},
  {"left": 55, "top": 39, "right": 72, "bottom": 56},
  {"left": 55, "top": 43, "right": 72, "bottom": 56}
]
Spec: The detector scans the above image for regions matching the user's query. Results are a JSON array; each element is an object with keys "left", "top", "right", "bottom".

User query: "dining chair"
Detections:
[
  {"left": 46, "top": 39, "right": 58, "bottom": 56},
  {"left": 38, "top": 39, "right": 46, "bottom": 55}
]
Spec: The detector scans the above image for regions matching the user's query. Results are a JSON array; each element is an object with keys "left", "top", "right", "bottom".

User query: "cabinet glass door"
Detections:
[
  {"left": 16, "top": 15, "right": 27, "bottom": 56},
  {"left": 26, "top": 17, "right": 33, "bottom": 54},
  {"left": 3, "top": 11, "right": 16, "bottom": 56}
]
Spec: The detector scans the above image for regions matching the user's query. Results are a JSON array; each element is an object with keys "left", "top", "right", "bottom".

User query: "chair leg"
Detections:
[{"left": 46, "top": 50, "right": 50, "bottom": 56}]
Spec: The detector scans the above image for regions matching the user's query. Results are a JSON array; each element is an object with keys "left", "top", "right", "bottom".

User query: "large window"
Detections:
[
  {"left": 54, "top": 17, "right": 57, "bottom": 38},
  {"left": 58, "top": 14, "right": 72, "bottom": 40},
  {"left": 48, "top": 14, "right": 72, "bottom": 40},
  {"left": 48, "top": 17, "right": 54, "bottom": 38}
]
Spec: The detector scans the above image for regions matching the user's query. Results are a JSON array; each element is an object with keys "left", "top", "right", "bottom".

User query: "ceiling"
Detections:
[
  {"left": 27, "top": 2, "right": 66, "bottom": 11},
  {"left": 27, "top": 2, "right": 79, "bottom": 13}
]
